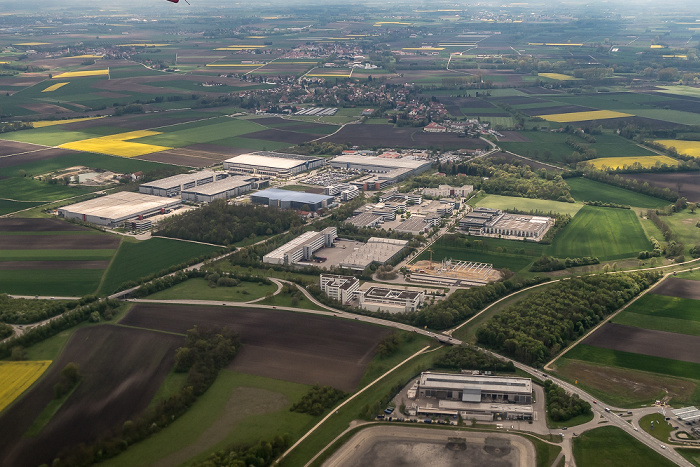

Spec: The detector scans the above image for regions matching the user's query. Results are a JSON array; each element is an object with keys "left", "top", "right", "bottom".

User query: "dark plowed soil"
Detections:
[
  {"left": 650, "top": 277, "right": 700, "bottom": 300},
  {"left": 0, "top": 233, "right": 120, "bottom": 250},
  {"left": 240, "top": 129, "right": 316, "bottom": 144},
  {"left": 0, "top": 218, "right": 89, "bottom": 232},
  {"left": 0, "top": 147, "right": 79, "bottom": 170},
  {"left": 618, "top": 172, "right": 700, "bottom": 203},
  {"left": 0, "top": 325, "right": 183, "bottom": 467},
  {"left": 120, "top": 304, "right": 390, "bottom": 392},
  {"left": 583, "top": 322, "right": 700, "bottom": 364},
  {"left": 0, "top": 260, "right": 109, "bottom": 270}
]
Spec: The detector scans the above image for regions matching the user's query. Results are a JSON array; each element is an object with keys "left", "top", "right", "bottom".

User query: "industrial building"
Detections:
[
  {"left": 223, "top": 151, "right": 324, "bottom": 177},
  {"left": 422, "top": 185, "right": 473, "bottom": 198},
  {"left": 58, "top": 192, "right": 182, "bottom": 227},
  {"left": 262, "top": 227, "right": 337, "bottom": 265},
  {"left": 407, "top": 259, "right": 500, "bottom": 287},
  {"left": 250, "top": 188, "right": 334, "bottom": 212},
  {"left": 319, "top": 274, "right": 360, "bottom": 304},
  {"left": 672, "top": 407, "right": 700, "bottom": 423},
  {"left": 331, "top": 154, "right": 432, "bottom": 183},
  {"left": 346, "top": 212, "right": 384, "bottom": 229},
  {"left": 338, "top": 237, "right": 408, "bottom": 271},
  {"left": 139, "top": 171, "right": 228, "bottom": 198},
  {"left": 394, "top": 216, "right": 431, "bottom": 236},
  {"left": 359, "top": 286, "right": 424, "bottom": 313},
  {"left": 180, "top": 176, "right": 255, "bottom": 203},
  {"left": 460, "top": 207, "right": 553, "bottom": 240}
]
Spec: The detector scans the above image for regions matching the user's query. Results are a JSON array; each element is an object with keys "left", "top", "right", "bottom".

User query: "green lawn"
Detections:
[
  {"left": 137, "top": 118, "right": 266, "bottom": 147},
  {"left": 97, "top": 238, "right": 222, "bottom": 295},
  {"left": 678, "top": 448, "right": 700, "bottom": 467},
  {"left": 146, "top": 277, "right": 277, "bottom": 302},
  {"left": 548, "top": 206, "right": 652, "bottom": 261},
  {"left": 677, "top": 270, "right": 700, "bottom": 281},
  {"left": 0, "top": 199, "right": 43, "bottom": 216},
  {"left": 612, "top": 294, "right": 700, "bottom": 337},
  {"left": 477, "top": 194, "right": 583, "bottom": 216},
  {"left": 640, "top": 413, "right": 675, "bottom": 442},
  {"left": 415, "top": 244, "right": 536, "bottom": 272},
  {"left": 0, "top": 269, "right": 104, "bottom": 296},
  {"left": 572, "top": 426, "right": 677, "bottom": 467},
  {"left": 661, "top": 210, "right": 700, "bottom": 256},
  {"left": 256, "top": 291, "right": 326, "bottom": 311},
  {"left": 99, "top": 371, "right": 314, "bottom": 467},
  {"left": 0, "top": 248, "right": 115, "bottom": 261},
  {"left": 566, "top": 178, "right": 670, "bottom": 209},
  {"left": 0, "top": 178, "right": 97, "bottom": 202}
]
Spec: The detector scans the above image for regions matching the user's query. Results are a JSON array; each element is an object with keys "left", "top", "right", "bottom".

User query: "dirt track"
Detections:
[
  {"left": 0, "top": 325, "right": 182, "bottom": 467},
  {"left": 120, "top": 303, "right": 390, "bottom": 391},
  {"left": 583, "top": 322, "right": 700, "bottom": 364}
]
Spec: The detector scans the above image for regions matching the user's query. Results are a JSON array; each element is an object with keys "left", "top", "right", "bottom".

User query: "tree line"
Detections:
[
  {"left": 290, "top": 385, "right": 348, "bottom": 416},
  {"left": 544, "top": 379, "right": 591, "bottom": 422},
  {"left": 476, "top": 272, "right": 661, "bottom": 367},
  {"left": 0, "top": 294, "right": 98, "bottom": 325},
  {"left": 434, "top": 344, "right": 516, "bottom": 373}
]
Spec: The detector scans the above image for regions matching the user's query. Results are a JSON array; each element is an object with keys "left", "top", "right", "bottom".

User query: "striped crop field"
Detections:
[
  {"left": 586, "top": 155, "right": 679, "bottom": 170},
  {"left": 52, "top": 69, "right": 109, "bottom": 78},
  {"left": 205, "top": 64, "right": 262, "bottom": 67},
  {"left": 538, "top": 110, "right": 633, "bottom": 122},
  {"left": 0, "top": 361, "right": 51, "bottom": 413},
  {"left": 538, "top": 73, "right": 580, "bottom": 80},
  {"left": 59, "top": 130, "right": 172, "bottom": 158},
  {"left": 42, "top": 82, "right": 70, "bottom": 92},
  {"left": 653, "top": 140, "right": 700, "bottom": 158},
  {"left": 32, "top": 117, "right": 104, "bottom": 128}
]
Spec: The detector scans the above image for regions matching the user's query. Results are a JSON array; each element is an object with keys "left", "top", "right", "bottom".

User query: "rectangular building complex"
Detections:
[
  {"left": 139, "top": 171, "right": 228, "bottom": 198},
  {"left": 58, "top": 192, "right": 181, "bottom": 227},
  {"left": 263, "top": 227, "right": 337, "bottom": 265},
  {"left": 181, "top": 176, "right": 254, "bottom": 203},
  {"left": 250, "top": 188, "right": 334, "bottom": 212},
  {"left": 359, "top": 287, "right": 424, "bottom": 313},
  {"left": 223, "top": 151, "right": 324, "bottom": 177},
  {"left": 319, "top": 274, "right": 360, "bottom": 304}
]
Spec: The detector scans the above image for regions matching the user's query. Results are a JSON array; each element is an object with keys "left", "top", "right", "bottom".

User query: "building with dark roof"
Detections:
[
  {"left": 359, "top": 286, "right": 424, "bottom": 313},
  {"left": 250, "top": 188, "right": 334, "bottom": 211}
]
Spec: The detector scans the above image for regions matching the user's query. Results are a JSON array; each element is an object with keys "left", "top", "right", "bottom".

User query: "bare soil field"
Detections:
[
  {"left": 325, "top": 125, "right": 485, "bottom": 149},
  {"left": 487, "top": 152, "right": 558, "bottom": 171},
  {"left": 555, "top": 360, "right": 695, "bottom": 405},
  {"left": 618, "top": 172, "right": 700, "bottom": 202},
  {"left": 517, "top": 87, "right": 564, "bottom": 95},
  {"left": 583, "top": 323, "right": 700, "bottom": 364},
  {"left": 241, "top": 128, "right": 316, "bottom": 144},
  {"left": 0, "top": 140, "right": 49, "bottom": 157},
  {"left": 649, "top": 99, "right": 700, "bottom": 114},
  {"left": 0, "top": 325, "right": 183, "bottom": 467},
  {"left": 495, "top": 131, "right": 532, "bottom": 142},
  {"left": 521, "top": 105, "right": 597, "bottom": 116},
  {"left": 0, "top": 218, "right": 88, "bottom": 232},
  {"left": 0, "top": 233, "right": 120, "bottom": 250},
  {"left": 323, "top": 426, "right": 535, "bottom": 467},
  {"left": 22, "top": 103, "right": 74, "bottom": 113},
  {"left": 119, "top": 304, "right": 390, "bottom": 392},
  {"left": 138, "top": 147, "right": 232, "bottom": 167},
  {"left": 650, "top": 277, "right": 700, "bottom": 300},
  {"left": 0, "top": 260, "right": 108, "bottom": 270},
  {"left": 0, "top": 147, "right": 78, "bottom": 170},
  {"left": 491, "top": 96, "right": 549, "bottom": 106}
]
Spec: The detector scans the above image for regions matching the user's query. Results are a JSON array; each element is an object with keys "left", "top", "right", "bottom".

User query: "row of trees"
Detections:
[
  {"left": 156, "top": 200, "right": 304, "bottom": 246},
  {"left": 544, "top": 379, "right": 591, "bottom": 422},
  {"left": 192, "top": 435, "right": 289, "bottom": 467},
  {"left": 529, "top": 255, "right": 599, "bottom": 272},
  {"left": 290, "top": 385, "right": 347, "bottom": 416},
  {"left": 434, "top": 344, "right": 516, "bottom": 373},
  {"left": 476, "top": 272, "right": 661, "bottom": 366},
  {"left": 580, "top": 171, "right": 679, "bottom": 202},
  {"left": 0, "top": 294, "right": 98, "bottom": 324}
]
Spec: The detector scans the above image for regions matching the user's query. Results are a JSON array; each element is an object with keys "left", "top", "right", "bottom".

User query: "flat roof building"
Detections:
[
  {"left": 223, "top": 151, "right": 324, "bottom": 177},
  {"left": 58, "top": 192, "right": 181, "bottom": 227},
  {"left": 139, "top": 171, "right": 228, "bottom": 198},
  {"left": 418, "top": 372, "right": 532, "bottom": 405},
  {"left": 460, "top": 208, "right": 553, "bottom": 240},
  {"left": 319, "top": 274, "right": 360, "bottom": 304},
  {"left": 263, "top": 227, "right": 337, "bottom": 265},
  {"left": 338, "top": 237, "right": 408, "bottom": 271},
  {"left": 346, "top": 212, "right": 384, "bottom": 229},
  {"left": 181, "top": 176, "right": 254, "bottom": 203},
  {"left": 359, "top": 286, "right": 424, "bottom": 313},
  {"left": 331, "top": 154, "right": 432, "bottom": 176},
  {"left": 394, "top": 216, "right": 430, "bottom": 236},
  {"left": 250, "top": 188, "right": 334, "bottom": 212}
]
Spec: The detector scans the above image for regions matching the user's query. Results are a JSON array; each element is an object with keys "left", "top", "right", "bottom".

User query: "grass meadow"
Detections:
[
  {"left": 146, "top": 277, "right": 277, "bottom": 302},
  {"left": 565, "top": 178, "right": 670, "bottom": 209},
  {"left": 612, "top": 294, "right": 700, "bottom": 337},
  {"left": 572, "top": 426, "right": 677, "bottom": 467},
  {"left": 97, "top": 238, "right": 222, "bottom": 295},
  {"left": 0, "top": 268, "right": 104, "bottom": 296},
  {"left": 475, "top": 194, "right": 583, "bottom": 216}
]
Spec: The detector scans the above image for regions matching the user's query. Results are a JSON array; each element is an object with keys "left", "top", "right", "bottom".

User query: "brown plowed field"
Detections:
[
  {"left": 0, "top": 147, "right": 78, "bottom": 170},
  {"left": 618, "top": 172, "right": 700, "bottom": 203},
  {"left": 583, "top": 323, "right": 700, "bottom": 364},
  {"left": 134, "top": 151, "right": 210, "bottom": 167},
  {"left": 488, "top": 152, "right": 559, "bottom": 171},
  {"left": 0, "top": 234, "right": 120, "bottom": 250},
  {"left": 325, "top": 125, "right": 485, "bottom": 149},
  {"left": 0, "top": 260, "right": 109, "bottom": 270},
  {"left": 517, "top": 87, "right": 564, "bottom": 95},
  {"left": 241, "top": 129, "right": 317, "bottom": 144},
  {"left": 0, "top": 140, "right": 48, "bottom": 157},
  {"left": 0, "top": 218, "right": 89, "bottom": 232},
  {"left": 120, "top": 304, "right": 390, "bottom": 392},
  {"left": 495, "top": 131, "right": 532, "bottom": 142},
  {"left": 650, "top": 277, "right": 700, "bottom": 300},
  {"left": 0, "top": 325, "right": 183, "bottom": 467}
]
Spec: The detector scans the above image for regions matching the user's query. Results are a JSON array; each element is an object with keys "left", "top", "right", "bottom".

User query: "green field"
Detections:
[
  {"left": 0, "top": 248, "right": 115, "bottom": 261},
  {"left": 612, "top": 294, "right": 700, "bottom": 337},
  {"left": 572, "top": 426, "right": 677, "bottom": 467},
  {"left": 659, "top": 211, "right": 700, "bottom": 257},
  {"left": 640, "top": 413, "right": 675, "bottom": 442},
  {"left": 0, "top": 199, "right": 43, "bottom": 215},
  {"left": 678, "top": 448, "right": 700, "bottom": 467},
  {"left": 0, "top": 177, "right": 97, "bottom": 202},
  {"left": 99, "top": 371, "right": 313, "bottom": 467},
  {"left": 0, "top": 269, "right": 104, "bottom": 296},
  {"left": 476, "top": 194, "right": 583, "bottom": 216},
  {"left": 548, "top": 206, "right": 652, "bottom": 261},
  {"left": 566, "top": 178, "right": 670, "bottom": 209},
  {"left": 146, "top": 277, "right": 277, "bottom": 302},
  {"left": 97, "top": 238, "right": 222, "bottom": 295},
  {"left": 562, "top": 344, "right": 700, "bottom": 383}
]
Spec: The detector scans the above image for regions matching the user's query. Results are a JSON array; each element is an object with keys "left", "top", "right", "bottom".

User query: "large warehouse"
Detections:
[
  {"left": 223, "top": 151, "right": 324, "bottom": 177},
  {"left": 58, "top": 192, "right": 182, "bottom": 227},
  {"left": 330, "top": 154, "right": 432, "bottom": 180},
  {"left": 139, "top": 171, "right": 228, "bottom": 198},
  {"left": 180, "top": 176, "right": 255, "bottom": 203},
  {"left": 250, "top": 188, "right": 334, "bottom": 212}
]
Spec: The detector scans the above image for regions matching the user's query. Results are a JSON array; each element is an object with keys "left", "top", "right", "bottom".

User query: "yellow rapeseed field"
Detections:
[
  {"left": 653, "top": 139, "right": 700, "bottom": 158},
  {"left": 0, "top": 361, "right": 52, "bottom": 413},
  {"left": 53, "top": 69, "right": 109, "bottom": 78},
  {"left": 42, "top": 82, "right": 70, "bottom": 92},
  {"left": 587, "top": 155, "right": 679, "bottom": 170},
  {"left": 13, "top": 42, "right": 50, "bottom": 46},
  {"left": 32, "top": 117, "right": 104, "bottom": 128},
  {"left": 538, "top": 110, "right": 633, "bottom": 122},
  {"left": 538, "top": 73, "right": 580, "bottom": 80},
  {"left": 59, "top": 130, "right": 172, "bottom": 158}
]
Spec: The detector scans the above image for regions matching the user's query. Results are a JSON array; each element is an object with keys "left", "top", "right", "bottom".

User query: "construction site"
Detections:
[{"left": 406, "top": 255, "right": 500, "bottom": 287}]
